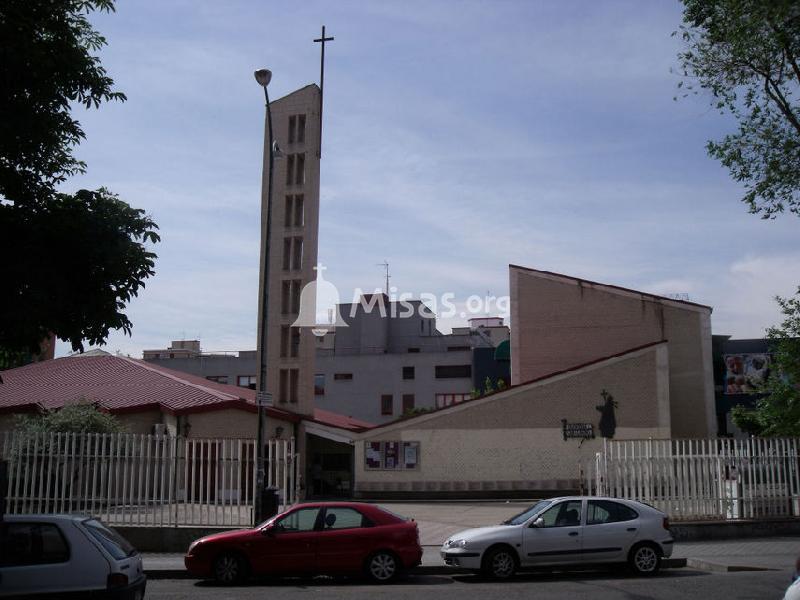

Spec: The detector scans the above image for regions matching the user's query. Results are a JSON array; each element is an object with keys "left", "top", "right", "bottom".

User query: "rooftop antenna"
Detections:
[{"left": 377, "top": 260, "right": 390, "bottom": 295}]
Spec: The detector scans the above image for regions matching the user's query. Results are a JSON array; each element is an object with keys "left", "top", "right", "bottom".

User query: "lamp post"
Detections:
[{"left": 254, "top": 67, "right": 275, "bottom": 524}]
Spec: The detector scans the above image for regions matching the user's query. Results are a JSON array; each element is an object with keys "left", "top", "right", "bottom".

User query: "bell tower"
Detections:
[{"left": 256, "top": 84, "right": 321, "bottom": 416}]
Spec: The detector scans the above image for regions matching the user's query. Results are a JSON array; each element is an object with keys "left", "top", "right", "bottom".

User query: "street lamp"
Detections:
[{"left": 254, "top": 67, "right": 275, "bottom": 524}]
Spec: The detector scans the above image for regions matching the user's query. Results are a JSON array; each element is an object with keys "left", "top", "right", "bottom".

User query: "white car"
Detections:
[
  {"left": 441, "top": 496, "right": 674, "bottom": 579},
  {"left": 0, "top": 514, "right": 146, "bottom": 598}
]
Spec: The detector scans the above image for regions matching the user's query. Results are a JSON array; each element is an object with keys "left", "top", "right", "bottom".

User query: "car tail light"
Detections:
[
  {"left": 662, "top": 517, "right": 670, "bottom": 531},
  {"left": 107, "top": 573, "right": 129, "bottom": 588}
]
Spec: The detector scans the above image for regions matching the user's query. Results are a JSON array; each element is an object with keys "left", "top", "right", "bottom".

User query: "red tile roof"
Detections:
[
  {"left": 308, "top": 408, "right": 374, "bottom": 432},
  {"left": 0, "top": 353, "right": 301, "bottom": 422},
  {"left": 0, "top": 353, "right": 376, "bottom": 432}
]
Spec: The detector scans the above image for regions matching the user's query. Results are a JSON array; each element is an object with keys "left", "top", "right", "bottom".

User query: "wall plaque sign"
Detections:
[{"left": 561, "top": 419, "right": 595, "bottom": 441}]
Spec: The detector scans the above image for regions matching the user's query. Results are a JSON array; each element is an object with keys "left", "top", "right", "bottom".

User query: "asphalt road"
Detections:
[{"left": 146, "top": 569, "right": 791, "bottom": 600}]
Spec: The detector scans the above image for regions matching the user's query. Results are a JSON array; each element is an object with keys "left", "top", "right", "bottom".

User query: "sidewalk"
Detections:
[{"left": 138, "top": 502, "right": 800, "bottom": 578}]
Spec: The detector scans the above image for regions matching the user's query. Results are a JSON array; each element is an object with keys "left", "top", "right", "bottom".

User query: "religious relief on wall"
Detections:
[
  {"left": 596, "top": 389, "right": 617, "bottom": 438},
  {"left": 364, "top": 441, "right": 420, "bottom": 470}
]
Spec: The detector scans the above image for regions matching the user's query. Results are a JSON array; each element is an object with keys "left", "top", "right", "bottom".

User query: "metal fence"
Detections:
[
  {"left": 0, "top": 431, "right": 298, "bottom": 527},
  {"left": 581, "top": 437, "right": 800, "bottom": 521}
]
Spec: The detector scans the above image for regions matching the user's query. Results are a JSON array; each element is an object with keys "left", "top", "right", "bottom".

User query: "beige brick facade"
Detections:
[
  {"left": 510, "top": 265, "right": 715, "bottom": 438},
  {"left": 354, "top": 343, "right": 670, "bottom": 494},
  {"left": 256, "top": 85, "right": 321, "bottom": 417}
]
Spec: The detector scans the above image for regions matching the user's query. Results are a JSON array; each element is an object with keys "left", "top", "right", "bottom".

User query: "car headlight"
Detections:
[{"left": 448, "top": 539, "right": 469, "bottom": 548}]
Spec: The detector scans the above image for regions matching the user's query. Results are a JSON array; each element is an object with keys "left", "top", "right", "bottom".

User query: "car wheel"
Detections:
[
  {"left": 628, "top": 543, "right": 661, "bottom": 576},
  {"left": 366, "top": 550, "right": 400, "bottom": 583},
  {"left": 482, "top": 546, "right": 517, "bottom": 579},
  {"left": 213, "top": 552, "right": 248, "bottom": 585}
]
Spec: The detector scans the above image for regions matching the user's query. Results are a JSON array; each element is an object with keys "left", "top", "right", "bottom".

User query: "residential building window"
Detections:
[
  {"left": 436, "top": 393, "right": 471, "bottom": 408},
  {"left": 402, "top": 366, "right": 415, "bottom": 380},
  {"left": 237, "top": 375, "right": 257, "bottom": 390},
  {"left": 381, "top": 395, "right": 393, "bottom": 416},
  {"left": 435, "top": 364, "right": 472, "bottom": 379},
  {"left": 280, "top": 370, "right": 289, "bottom": 403},
  {"left": 334, "top": 373, "right": 353, "bottom": 381},
  {"left": 289, "top": 369, "right": 299, "bottom": 403},
  {"left": 280, "top": 326, "right": 290, "bottom": 358},
  {"left": 407, "top": 348, "right": 420, "bottom": 353},
  {"left": 290, "top": 328, "right": 300, "bottom": 358},
  {"left": 314, "top": 374, "right": 325, "bottom": 396},
  {"left": 294, "top": 194, "right": 304, "bottom": 226},
  {"left": 206, "top": 375, "right": 228, "bottom": 384},
  {"left": 288, "top": 115, "right": 297, "bottom": 144},
  {"left": 402, "top": 394, "right": 415, "bottom": 413}
]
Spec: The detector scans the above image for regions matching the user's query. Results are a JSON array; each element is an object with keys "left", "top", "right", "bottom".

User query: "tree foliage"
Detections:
[
  {"left": 0, "top": 0, "right": 159, "bottom": 357},
  {"left": 731, "top": 287, "right": 800, "bottom": 435},
  {"left": 14, "top": 403, "right": 124, "bottom": 434},
  {"left": 676, "top": 0, "right": 800, "bottom": 218}
]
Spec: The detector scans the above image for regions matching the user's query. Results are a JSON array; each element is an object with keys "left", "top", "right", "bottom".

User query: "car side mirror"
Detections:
[
  {"left": 262, "top": 524, "right": 277, "bottom": 537},
  {"left": 531, "top": 517, "right": 545, "bottom": 528}
]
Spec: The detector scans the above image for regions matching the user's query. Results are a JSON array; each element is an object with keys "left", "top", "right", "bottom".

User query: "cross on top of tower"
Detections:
[{"left": 313, "top": 25, "right": 334, "bottom": 158}]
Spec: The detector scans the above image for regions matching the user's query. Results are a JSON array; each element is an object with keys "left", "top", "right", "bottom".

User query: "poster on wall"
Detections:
[
  {"left": 364, "top": 441, "right": 420, "bottom": 470},
  {"left": 724, "top": 354, "right": 771, "bottom": 394},
  {"left": 402, "top": 442, "right": 419, "bottom": 469},
  {"left": 384, "top": 442, "right": 399, "bottom": 469},
  {"left": 365, "top": 442, "right": 382, "bottom": 469}
]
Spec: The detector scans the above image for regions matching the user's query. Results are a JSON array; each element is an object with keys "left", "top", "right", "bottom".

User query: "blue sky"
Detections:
[{"left": 57, "top": 0, "right": 800, "bottom": 357}]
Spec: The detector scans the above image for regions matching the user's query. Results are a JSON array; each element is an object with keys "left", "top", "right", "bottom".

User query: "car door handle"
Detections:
[
  {"left": 626, "top": 528, "right": 637, "bottom": 532},
  {"left": 568, "top": 532, "right": 579, "bottom": 537}
]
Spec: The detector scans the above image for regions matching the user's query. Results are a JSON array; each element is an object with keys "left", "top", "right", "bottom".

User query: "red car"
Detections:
[{"left": 184, "top": 502, "right": 422, "bottom": 584}]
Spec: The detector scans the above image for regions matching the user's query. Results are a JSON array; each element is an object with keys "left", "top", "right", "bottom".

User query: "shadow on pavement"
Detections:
[
  {"left": 451, "top": 568, "right": 710, "bottom": 585},
  {"left": 193, "top": 573, "right": 455, "bottom": 588}
]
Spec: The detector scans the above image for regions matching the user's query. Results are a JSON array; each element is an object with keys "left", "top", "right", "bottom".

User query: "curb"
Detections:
[
  {"left": 685, "top": 558, "right": 775, "bottom": 573},
  {"left": 144, "top": 558, "right": 689, "bottom": 580}
]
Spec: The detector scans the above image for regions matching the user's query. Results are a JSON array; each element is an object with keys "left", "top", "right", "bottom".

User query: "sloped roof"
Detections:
[
  {"left": 0, "top": 353, "right": 375, "bottom": 432},
  {"left": 0, "top": 354, "right": 293, "bottom": 420},
  {"left": 509, "top": 264, "right": 712, "bottom": 312},
  {"left": 359, "top": 340, "right": 667, "bottom": 433},
  {"left": 308, "top": 408, "right": 373, "bottom": 432}
]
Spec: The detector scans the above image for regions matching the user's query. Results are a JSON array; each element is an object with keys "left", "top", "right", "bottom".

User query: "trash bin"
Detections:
[{"left": 257, "top": 486, "right": 280, "bottom": 523}]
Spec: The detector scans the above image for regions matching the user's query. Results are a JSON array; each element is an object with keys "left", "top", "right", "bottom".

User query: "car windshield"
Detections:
[
  {"left": 502, "top": 500, "right": 552, "bottom": 525},
  {"left": 82, "top": 519, "right": 137, "bottom": 559}
]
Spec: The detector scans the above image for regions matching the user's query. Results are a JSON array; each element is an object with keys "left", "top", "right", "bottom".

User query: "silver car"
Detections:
[
  {"left": 0, "top": 514, "right": 146, "bottom": 598},
  {"left": 441, "top": 496, "right": 674, "bottom": 579}
]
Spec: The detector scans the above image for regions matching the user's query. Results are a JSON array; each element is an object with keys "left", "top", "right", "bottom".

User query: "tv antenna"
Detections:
[{"left": 377, "top": 260, "right": 390, "bottom": 295}]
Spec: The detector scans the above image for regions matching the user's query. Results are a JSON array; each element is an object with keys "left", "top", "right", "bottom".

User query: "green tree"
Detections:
[
  {"left": 0, "top": 0, "right": 159, "bottom": 361},
  {"left": 732, "top": 287, "right": 800, "bottom": 435},
  {"left": 676, "top": 0, "right": 800, "bottom": 217},
  {"left": 15, "top": 403, "right": 124, "bottom": 435}
]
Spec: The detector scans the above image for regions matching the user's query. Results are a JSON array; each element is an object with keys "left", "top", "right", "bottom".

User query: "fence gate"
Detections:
[
  {"left": 0, "top": 431, "right": 299, "bottom": 527},
  {"left": 582, "top": 437, "right": 800, "bottom": 521}
]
